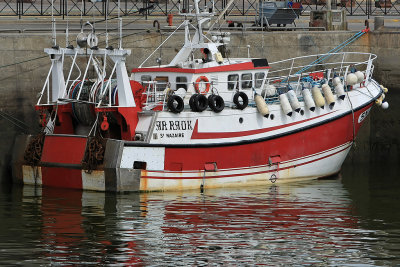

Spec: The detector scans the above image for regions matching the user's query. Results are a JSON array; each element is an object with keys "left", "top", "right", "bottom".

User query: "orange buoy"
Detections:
[{"left": 101, "top": 116, "right": 109, "bottom": 131}]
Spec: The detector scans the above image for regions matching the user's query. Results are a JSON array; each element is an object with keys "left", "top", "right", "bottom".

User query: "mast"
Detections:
[
  {"left": 167, "top": 0, "right": 225, "bottom": 67},
  {"left": 193, "top": 0, "right": 204, "bottom": 43}
]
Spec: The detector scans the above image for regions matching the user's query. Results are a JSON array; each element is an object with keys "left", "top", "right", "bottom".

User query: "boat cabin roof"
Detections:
[{"left": 132, "top": 58, "right": 270, "bottom": 75}]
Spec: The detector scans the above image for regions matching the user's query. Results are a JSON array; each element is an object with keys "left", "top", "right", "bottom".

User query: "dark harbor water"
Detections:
[{"left": 0, "top": 163, "right": 399, "bottom": 266}]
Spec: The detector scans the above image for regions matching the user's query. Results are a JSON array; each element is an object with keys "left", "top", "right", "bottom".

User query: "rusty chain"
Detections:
[
  {"left": 24, "top": 133, "right": 45, "bottom": 166},
  {"left": 82, "top": 136, "right": 106, "bottom": 173}
]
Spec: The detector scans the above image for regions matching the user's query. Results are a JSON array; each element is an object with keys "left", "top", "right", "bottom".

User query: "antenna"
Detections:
[
  {"left": 118, "top": 0, "right": 122, "bottom": 49},
  {"left": 105, "top": 0, "right": 109, "bottom": 48},
  {"left": 65, "top": 0, "right": 70, "bottom": 48},
  {"left": 51, "top": 0, "right": 57, "bottom": 48}
]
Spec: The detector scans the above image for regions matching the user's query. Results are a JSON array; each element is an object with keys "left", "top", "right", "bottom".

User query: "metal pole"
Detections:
[
  {"left": 350, "top": 0, "right": 353, "bottom": 15},
  {"left": 19, "top": 0, "right": 22, "bottom": 19},
  {"left": 385, "top": 0, "right": 387, "bottom": 14}
]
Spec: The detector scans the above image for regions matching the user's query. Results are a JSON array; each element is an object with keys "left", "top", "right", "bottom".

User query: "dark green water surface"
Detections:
[{"left": 0, "top": 162, "right": 399, "bottom": 266}]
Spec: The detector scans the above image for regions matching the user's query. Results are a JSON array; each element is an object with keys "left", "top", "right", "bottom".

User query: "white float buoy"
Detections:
[
  {"left": 311, "top": 86, "right": 326, "bottom": 109},
  {"left": 254, "top": 94, "right": 270, "bottom": 118},
  {"left": 175, "top": 87, "right": 187, "bottom": 99},
  {"left": 261, "top": 84, "right": 277, "bottom": 97},
  {"left": 332, "top": 77, "right": 341, "bottom": 86},
  {"left": 302, "top": 88, "right": 316, "bottom": 112},
  {"left": 355, "top": 71, "right": 364, "bottom": 83},
  {"left": 346, "top": 73, "right": 358, "bottom": 86},
  {"left": 321, "top": 84, "right": 336, "bottom": 109},
  {"left": 334, "top": 83, "right": 346, "bottom": 100},
  {"left": 381, "top": 101, "right": 389, "bottom": 109},
  {"left": 279, "top": 93, "right": 293, "bottom": 117},
  {"left": 286, "top": 90, "right": 301, "bottom": 113}
]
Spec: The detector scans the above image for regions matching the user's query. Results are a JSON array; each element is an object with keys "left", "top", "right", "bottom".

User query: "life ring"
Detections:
[
  {"left": 233, "top": 92, "right": 248, "bottom": 110},
  {"left": 167, "top": 95, "right": 184, "bottom": 113},
  {"left": 195, "top": 76, "right": 210, "bottom": 94},
  {"left": 208, "top": 95, "right": 225, "bottom": 113},
  {"left": 190, "top": 94, "right": 208, "bottom": 112}
]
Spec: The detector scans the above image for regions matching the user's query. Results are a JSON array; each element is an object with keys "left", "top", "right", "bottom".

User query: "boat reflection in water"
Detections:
[{"left": 14, "top": 177, "right": 398, "bottom": 266}]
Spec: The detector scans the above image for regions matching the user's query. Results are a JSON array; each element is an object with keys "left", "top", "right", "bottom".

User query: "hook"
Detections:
[{"left": 153, "top": 20, "right": 160, "bottom": 32}]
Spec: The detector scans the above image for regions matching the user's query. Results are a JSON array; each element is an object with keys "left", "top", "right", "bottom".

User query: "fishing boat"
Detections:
[{"left": 12, "top": 0, "right": 389, "bottom": 192}]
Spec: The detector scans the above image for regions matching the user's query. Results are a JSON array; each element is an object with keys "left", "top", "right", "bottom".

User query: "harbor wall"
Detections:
[{"left": 0, "top": 29, "right": 399, "bottom": 183}]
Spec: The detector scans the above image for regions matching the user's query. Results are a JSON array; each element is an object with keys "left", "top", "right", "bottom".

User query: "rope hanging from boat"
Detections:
[
  {"left": 346, "top": 89, "right": 356, "bottom": 146},
  {"left": 295, "top": 28, "right": 370, "bottom": 76}
]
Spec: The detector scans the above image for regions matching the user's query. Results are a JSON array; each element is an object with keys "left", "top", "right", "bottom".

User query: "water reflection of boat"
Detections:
[
  {"left": 15, "top": 182, "right": 374, "bottom": 265},
  {"left": 12, "top": 0, "right": 389, "bottom": 192}
]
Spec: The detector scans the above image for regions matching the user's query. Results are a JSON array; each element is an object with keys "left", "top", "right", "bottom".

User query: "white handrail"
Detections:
[
  {"left": 96, "top": 62, "right": 117, "bottom": 108},
  {"left": 66, "top": 59, "right": 82, "bottom": 98},
  {"left": 62, "top": 51, "right": 78, "bottom": 99},
  {"left": 77, "top": 50, "right": 94, "bottom": 100},
  {"left": 37, "top": 61, "right": 54, "bottom": 105}
]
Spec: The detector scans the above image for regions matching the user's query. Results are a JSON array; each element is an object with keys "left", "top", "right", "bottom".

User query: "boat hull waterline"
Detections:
[{"left": 13, "top": 99, "right": 377, "bottom": 192}]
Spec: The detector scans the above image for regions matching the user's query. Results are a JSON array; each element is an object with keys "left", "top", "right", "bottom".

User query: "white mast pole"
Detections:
[{"left": 193, "top": 0, "right": 204, "bottom": 43}]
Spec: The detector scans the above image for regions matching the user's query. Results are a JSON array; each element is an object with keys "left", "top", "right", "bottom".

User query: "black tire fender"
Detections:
[
  {"left": 167, "top": 95, "right": 184, "bottom": 113},
  {"left": 208, "top": 95, "right": 225, "bottom": 113},
  {"left": 233, "top": 92, "right": 248, "bottom": 110},
  {"left": 194, "top": 94, "right": 208, "bottom": 112},
  {"left": 189, "top": 94, "right": 198, "bottom": 112}
]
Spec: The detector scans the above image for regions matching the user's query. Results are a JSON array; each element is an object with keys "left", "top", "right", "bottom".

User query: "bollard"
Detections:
[
  {"left": 167, "top": 14, "right": 173, "bottom": 26},
  {"left": 374, "top": 16, "right": 384, "bottom": 30}
]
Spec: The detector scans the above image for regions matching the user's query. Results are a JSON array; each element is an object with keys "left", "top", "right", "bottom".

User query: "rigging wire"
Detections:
[
  {"left": 0, "top": 110, "right": 32, "bottom": 133},
  {"left": 279, "top": 30, "right": 369, "bottom": 84},
  {"left": 0, "top": 56, "right": 47, "bottom": 70},
  {"left": 294, "top": 30, "right": 368, "bottom": 75}
]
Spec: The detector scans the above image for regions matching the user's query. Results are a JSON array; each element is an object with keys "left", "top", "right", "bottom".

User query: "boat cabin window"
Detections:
[
  {"left": 133, "top": 161, "right": 147, "bottom": 170},
  {"left": 227, "top": 74, "right": 239, "bottom": 90},
  {"left": 141, "top": 75, "right": 152, "bottom": 87},
  {"left": 241, "top": 73, "right": 253, "bottom": 89},
  {"left": 176, "top": 76, "right": 188, "bottom": 90},
  {"left": 155, "top": 76, "right": 169, "bottom": 91},
  {"left": 255, "top": 72, "right": 265, "bottom": 88}
]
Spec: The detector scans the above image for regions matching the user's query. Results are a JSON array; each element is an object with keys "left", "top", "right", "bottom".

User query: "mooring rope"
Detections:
[{"left": 346, "top": 89, "right": 356, "bottom": 146}]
